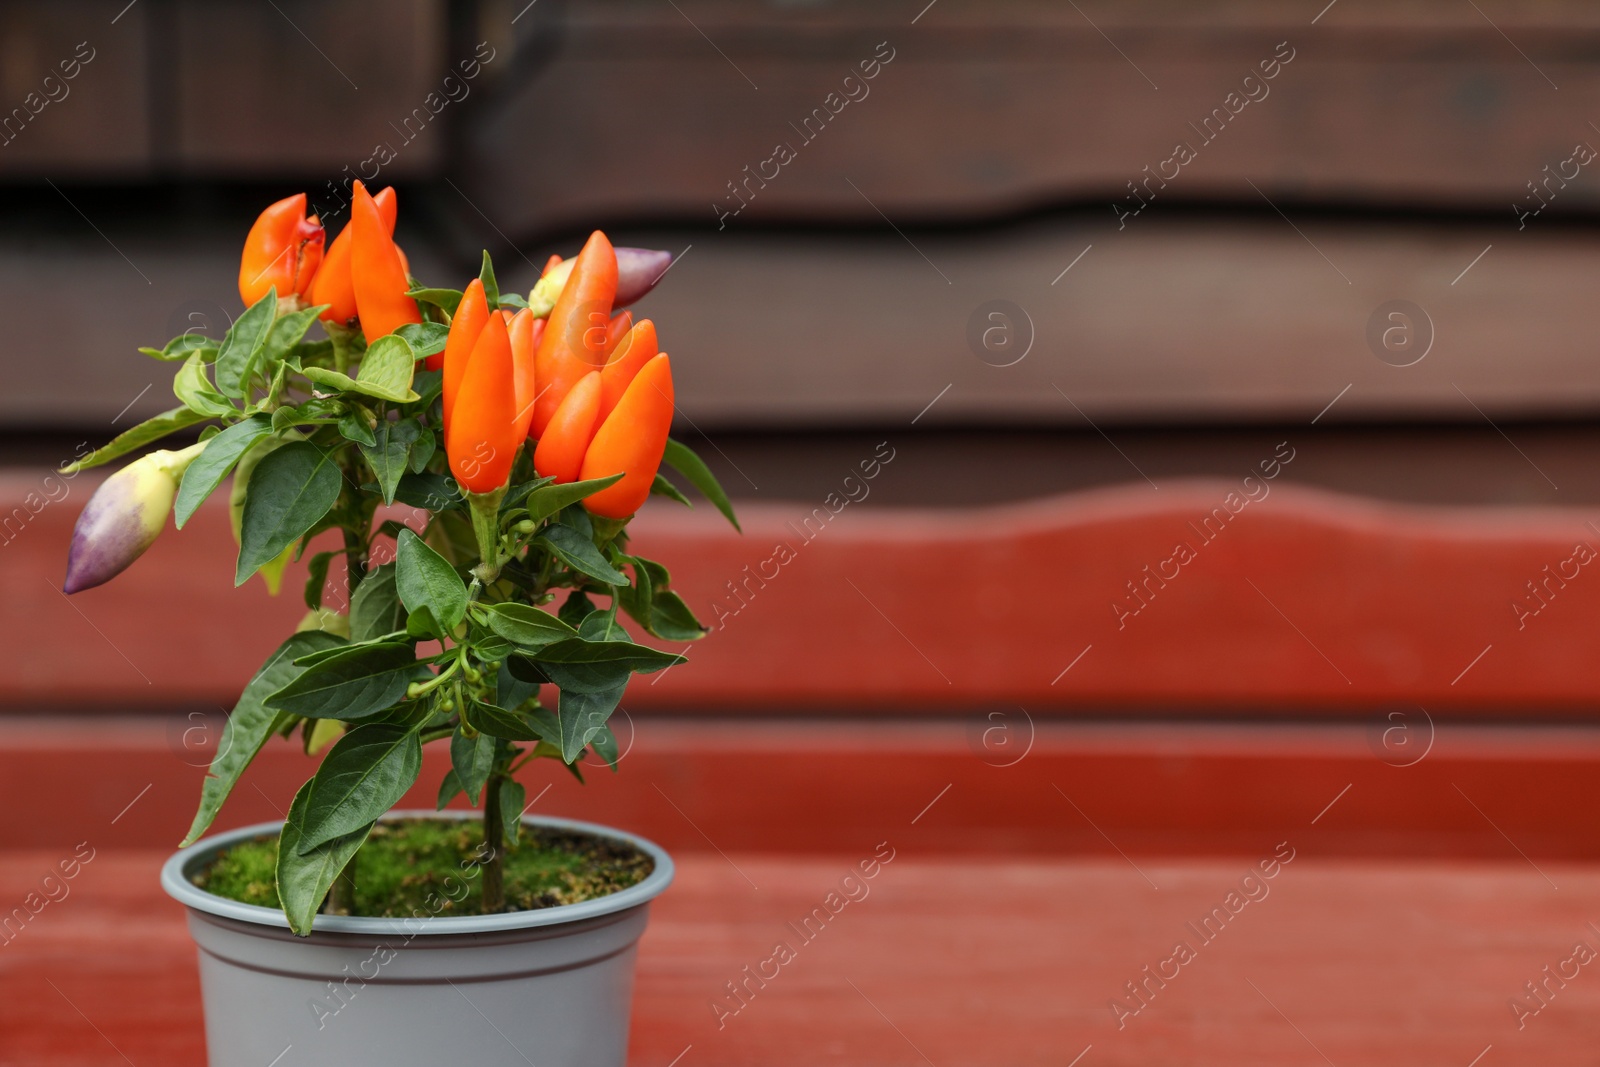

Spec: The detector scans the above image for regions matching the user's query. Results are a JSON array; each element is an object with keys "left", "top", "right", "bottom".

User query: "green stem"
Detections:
[
  {"left": 468, "top": 487, "right": 508, "bottom": 584},
  {"left": 406, "top": 650, "right": 463, "bottom": 699},
  {"left": 482, "top": 771, "right": 506, "bottom": 913}
]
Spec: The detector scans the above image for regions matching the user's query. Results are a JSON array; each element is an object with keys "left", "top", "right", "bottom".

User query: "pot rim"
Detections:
[{"left": 161, "top": 810, "right": 674, "bottom": 937}]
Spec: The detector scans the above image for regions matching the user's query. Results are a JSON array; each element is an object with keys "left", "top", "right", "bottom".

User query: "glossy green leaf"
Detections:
[
  {"left": 277, "top": 779, "right": 374, "bottom": 936},
  {"left": 395, "top": 529, "right": 467, "bottom": 634},
  {"left": 337, "top": 412, "right": 376, "bottom": 447},
  {"left": 648, "top": 590, "right": 708, "bottom": 641},
  {"left": 395, "top": 471, "right": 462, "bottom": 511},
  {"left": 650, "top": 473, "right": 692, "bottom": 507},
  {"left": 538, "top": 524, "right": 628, "bottom": 585},
  {"left": 578, "top": 604, "right": 630, "bottom": 643},
  {"left": 590, "top": 722, "right": 621, "bottom": 771},
  {"left": 262, "top": 304, "right": 326, "bottom": 370},
  {"left": 662, "top": 437, "right": 740, "bottom": 532},
  {"left": 523, "top": 474, "right": 622, "bottom": 526},
  {"left": 181, "top": 631, "right": 341, "bottom": 846},
  {"left": 478, "top": 602, "right": 577, "bottom": 650},
  {"left": 479, "top": 250, "right": 500, "bottom": 310},
  {"left": 60, "top": 407, "right": 206, "bottom": 474},
  {"left": 295, "top": 723, "right": 422, "bottom": 853},
  {"left": 451, "top": 726, "right": 495, "bottom": 805},
  {"left": 540, "top": 637, "right": 683, "bottom": 672},
  {"left": 558, "top": 681, "right": 627, "bottom": 763},
  {"left": 436, "top": 768, "right": 464, "bottom": 810},
  {"left": 235, "top": 441, "right": 343, "bottom": 585},
  {"left": 408, "top": 427, "right": 436, "bottom": 473},
  {"left": 301, "top": 334, "right": 420, "bottom": 403},
  {"left": 175, "top": 352, "right": 237, "bottom": 419},
  {"left": 349, "top": 562, "right": 403, "bottom": 643},
  {"left": 265, "top": 641, "right": 418, "bottom": 721},
  {"left": 360, "top": 418, "right": 421, "bottom": 505},
  {"left": 464, "top": 699, "right": 540, "bottom": 741},
  {"left": 214, "top": 290, "right": 277, "bottom": 397},
  {"left": 174, "top": 414, "right": 272, "bottom": 529},
  {"left": 394, "top": 321, "right": 450, "bottom": 358},
  {"left": 496, "top": 661, "right": 540, "bottom": 713},
  {"left": 303, "top": 550, "right": 339, "bottom": 610},
  {"left": 140, "top": 333, "right": 216, "bottom": 362},
  {"left": 404, "top": 288, "right": 464, "bottom": 317}
]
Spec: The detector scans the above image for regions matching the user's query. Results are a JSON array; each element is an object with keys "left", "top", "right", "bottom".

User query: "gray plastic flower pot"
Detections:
[{"left": 161, "top": 811, "right": 674, "bottom": 1067}]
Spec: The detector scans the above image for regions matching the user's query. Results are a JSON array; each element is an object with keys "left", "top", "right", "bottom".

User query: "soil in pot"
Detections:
[{"left": 192, "top": 819, "right": 654, "bottom": 917}]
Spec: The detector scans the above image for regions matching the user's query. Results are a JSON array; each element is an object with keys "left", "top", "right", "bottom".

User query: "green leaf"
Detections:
[
  {"left": 663, "top": 438, "right": 740, "bottom": 532},
  {"left": 478, "top": 602, "right": 577, "bottom": 651},
  {"left": 301, "top": 335, "right": 420, "bottom": 403},
  {"left": 395, "top": 321, "right": 450, "bottom": 358},
  {"left": 497, "top": 292, "right": 529, "bottom": 311},
  {"left": 538, "top": 524, "right": 629, "bottom": 585},
  {"left": 479, "top": 250, "right": 500, "bottom": 310},
  {"left": 523, "top": 474, "right": 621, "bottom": 526},
  {"left": 338, "top": 412, "right": 376, "bottom": 447},
  {"left": 578, "top": 604, "right": 631, "bottom": 642},
  {"left": 395, "top": 529, "right": 468, "bottom": 634},
  {"left": 436, "top": 769, "right": 464, "bottom": 810},
  {"left": 409, "top": 427, "right": 436, "bottom": 473},
  {"left": 541, "top": 637, "right": 685, "bottom": 673},
  {"left": 277, "top": 779, "right": 374, "bottom": 936},
  {"left": 60, "top": 407, "right": 206, "bottom": 474},
  {"left": 262, "top": 304, "right": 325, "bottom": 370},
  {"left": 214, "top": 290, "right": 277, "bottom": 397},
  {"left": 180, "top": 631, "right": 341, "bottom": 846},
  {"left": 395, "top": 471, "right": 462, "bottom": 511},
  {"left": 174, "top": 415, "right": 272, "bottom": 529},
  {"left": 404, "top": 288, "right": 464, "bottom": 317},
  {"left": 349, "top": 562, "right": 404, "bottom": 642},
  {"left": 295, "top": 723, "right": 422, "bottom": 854},
  {"left": 496, "top": 661, "right": 540, "bottom": 712},
  {"left": 558, "top": 590, "right": 595, "bottom": 628},
  {"left": 235, "top": 441, "right": 343, "bottom": 585},
  {"left": 650, "top": 473, "right": 693, "bottom": 507},
  {"left": 274, "top": 398, "right": 345, "bottom": 435},
  {"left": 451, "top": 726, "right": 496, "bottom": 805},
  {"left": 464, "top": 699, "right": 540, "bottom": 741},
  {"left": 303, "top": 550, "right": 340, "bottom": 610},
  {"left": 500, "top": 778, "right": 526, "bottom": 845},
  {"left": 590, "top": 722, "right": 621, "bottom": 770},
  {"left": 558, "top": 681, "right": 627, "bottom": 763},
  {"left": 649, "top": 590, "right": 708, "bottom": 641},
  {"left": 175, "top": 352, "right": 237, "bottom": 419},
  {"left": 360, "top": 418, "right": 421, "bottom": 505},
  {"left": 265, "top": 642, "right": 418, "bottom": 721},
  {"left": 141, "top": 333, "right": 216, "bottom": 362}
]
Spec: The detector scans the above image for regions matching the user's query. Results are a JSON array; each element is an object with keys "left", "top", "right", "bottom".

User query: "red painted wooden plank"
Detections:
[
  {"left": 3, "top": 718, "right": 1600, "bottom": 860},
  {"left": 5, "top": 849, "right": 1599, "bottom": 1066},
  {"left": 6, "top": 471, "right": 1600, "bottom": 712}
]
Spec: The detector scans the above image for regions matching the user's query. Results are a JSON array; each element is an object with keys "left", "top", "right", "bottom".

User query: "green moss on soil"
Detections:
[{"left": 193, "top": 819, "right": 653, "bottom": 918}]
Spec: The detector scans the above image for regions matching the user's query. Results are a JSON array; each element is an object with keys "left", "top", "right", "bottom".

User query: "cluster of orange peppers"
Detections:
[{"left": 238, "top": 185, "right": 673, "bottom": 520}]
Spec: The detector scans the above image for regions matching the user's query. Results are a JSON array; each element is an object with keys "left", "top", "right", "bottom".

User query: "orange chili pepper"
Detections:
[
  {"left": 238, "top": 193, "right": 324, "bottom": 306},
  {"left": 533, "top": 371, "right": 601, "bottom": 484},
  {"left": 597, "top": 319, "right": 657, "bottom": 425},
  {"left": 532, "top": 231, "right": 616, "bottom": 437},
  {"left": 446, "top": 312, "right": 518, "bottom": 494},
  {"left": 350, "top": 182, "right": 420, "bottom": 340},
  {"left": 440, "top": 278, "right": 489, "bottom": 435},
  {"left": 508, "top": 308, "right": 542, "bottom": 442},
  {"left": 601, "top": 311, "right": 633, "bottom": 358},
  {"left": 308, "top": 185, "right": 395, "bottom": 324},
  {"left": 580, "top": 353, "right": 674, "bottom": 518}
]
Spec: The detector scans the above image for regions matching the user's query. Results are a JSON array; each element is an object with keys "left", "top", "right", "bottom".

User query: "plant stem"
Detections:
[
  {"left": 468, "top": 487, "right": 508, "bottom": 584},
  {"left": 482, "top": 771, "right": 506, "bottom": 913}
]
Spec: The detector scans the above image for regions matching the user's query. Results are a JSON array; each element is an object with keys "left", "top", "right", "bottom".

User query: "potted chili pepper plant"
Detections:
[{"left": 62, "top": 183, "right": 738, "bottom": 1067}]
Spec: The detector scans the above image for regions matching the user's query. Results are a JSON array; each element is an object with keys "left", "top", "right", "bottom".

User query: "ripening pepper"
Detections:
[
  {"left": 527, "top": 246, "right": 673, "bottom": 318},
  {"left": 598, "top": 319, "right": 657, "bottom": 425},
  {"left": 533, "top": 371, "right": 602, "bottom": 484},
  {"left": 446, "top": 312, "right": 520, "bottom": 495},
  {"left": 601, "top": 310, "right": 633, "bottom": 358},
  {"left": 349, "top": 181, "right": 421, "bottom": 340},
  {"left": 440, "top": 278, "right": 490, "bottom": 432},
  {"left": 63, "top": 444, "right": 204, "bottom": 594},
  {"left": 532, "top": 231, "right": 617, "bottom": 437},
  {"left": 238, "top": 194, "right": 324, "bottom": 307},
  {"left": 308, "top": 185, "right": 397, "bottom": 325},
  {"left": 580, "top": 353, "right": 674, "bottom": 518},
  {"left": 508, "top": 307, "right": 543, "bottom": 442}
]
